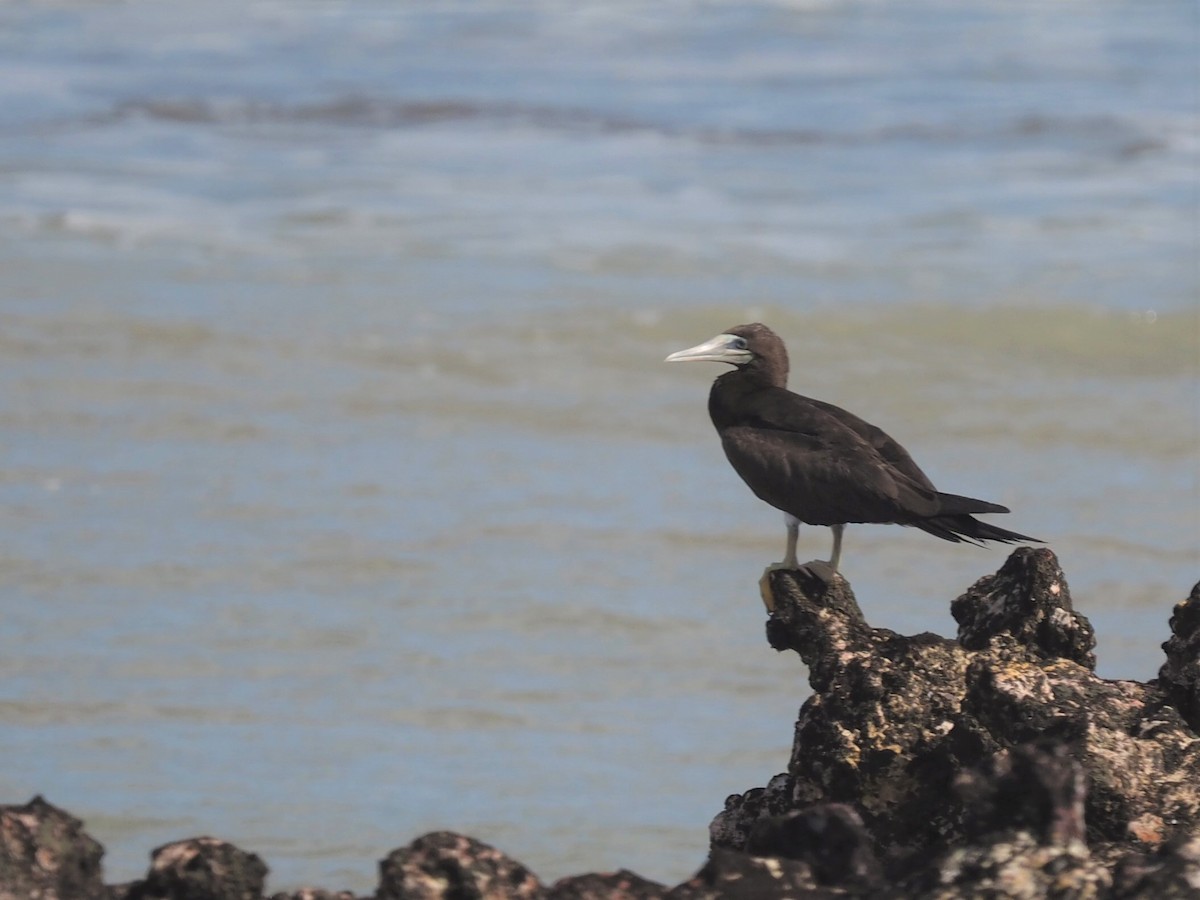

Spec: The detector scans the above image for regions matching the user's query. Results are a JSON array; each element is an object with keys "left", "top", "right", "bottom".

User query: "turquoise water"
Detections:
[{"left": 0, "top": 1, "right": 1196, "bottom": 893}]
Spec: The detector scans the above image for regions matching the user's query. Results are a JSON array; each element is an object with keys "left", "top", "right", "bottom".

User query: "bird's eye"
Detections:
[{"left": 729, "top": 337, "right": 749, "bottom": 350}]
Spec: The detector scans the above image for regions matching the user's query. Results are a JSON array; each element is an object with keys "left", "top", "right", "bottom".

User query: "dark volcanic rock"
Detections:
[
  {"left": 721, "top": 566, "right": 975, "bottom": 869},
  {"left": 922, "top": 831, "right": 1112, "bottom": 899},
  {"left": 124, "top": 837, "right": 268, "bottom": 900},
  {"left": 1111, "top": 831, "right": 1200, "bottom": 898},
  {"left": 547, "top": 869, "right": 666, "bottom": 899},
  {"left": 744, "top": 803, "right": 881, "bottom": 891},
  {"left": 762, "top": 568, "right": 869, "bottom": 686},
  {"left": 952, "top": 740, "right": 1087, "bottom": 846},
  {"left": 711, "top": 549, "right": 1200, "bottom": 897},
  {"left": 708, "top": 774, "right": 802, "bottom": 855},
  {"left": 904, "top": 741, "right": 1114, "bottom": 897},
  {"left": 376, "top": 832, "right": 544, "bottom": 900},
  {"left": 952, "top": 546, "right": 1096, "bottom": 667},
  {"left": 667, "top": 848, "right": 834, "bottom": 899},
  {"left": 0, "top": 795, "right": 106, "bottom": 900},
  {"left": 1158, "top": 580, "right": 1200, "bottom": 734}
]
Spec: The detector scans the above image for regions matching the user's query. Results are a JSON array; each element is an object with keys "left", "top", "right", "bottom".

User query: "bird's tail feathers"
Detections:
[
  {"left": 934, "top": 491, "right": 1010, "bottom": 516},
  {"left": 914, "top": 514, "right": 1040, "bottom": 546}
]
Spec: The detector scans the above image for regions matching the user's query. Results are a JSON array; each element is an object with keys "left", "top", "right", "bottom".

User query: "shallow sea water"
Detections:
[{"left": 0, "top": 0, "right": 1197, "bottom": 893}]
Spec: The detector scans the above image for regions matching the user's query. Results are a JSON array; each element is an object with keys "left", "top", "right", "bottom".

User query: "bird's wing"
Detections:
[
  {"left": 802, "top": 397, "right": 1011, "bottom": 517},
  {"left": 719, "top": 414, "right": 942, "bottom": 526},
  {"left": 803, "top": 396, "right": 937, "bottom": 491}
]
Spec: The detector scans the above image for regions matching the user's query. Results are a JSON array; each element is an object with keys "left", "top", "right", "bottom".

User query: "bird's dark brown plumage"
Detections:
[{"left": 667, "top": 322, "right": 1037, "bottom": 575}]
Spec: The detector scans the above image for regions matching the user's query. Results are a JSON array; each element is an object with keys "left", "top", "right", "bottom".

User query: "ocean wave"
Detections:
[{"left": 98, "top": 95, "right": 1170, "bottom": 158}]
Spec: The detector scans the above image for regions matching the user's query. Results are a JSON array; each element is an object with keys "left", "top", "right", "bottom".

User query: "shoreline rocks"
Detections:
[{"left": 3, "top": 549, "right": 1197, "bottom": 898}]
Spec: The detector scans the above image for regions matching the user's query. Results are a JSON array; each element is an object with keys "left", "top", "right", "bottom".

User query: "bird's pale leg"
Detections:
[
  {"left": 783, "top": 516, "right": 800, "bottom": 568},
  {"left": 759, "top": 516, "right": 800, "bottom": 612},
  {"left": 829, "top": 523, "right": 844, "bottom": 572}
]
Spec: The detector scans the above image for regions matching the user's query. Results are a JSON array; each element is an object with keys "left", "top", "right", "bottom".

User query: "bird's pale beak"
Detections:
[{"left": 665, "top": 333, "right": 752, "bottom": 365}]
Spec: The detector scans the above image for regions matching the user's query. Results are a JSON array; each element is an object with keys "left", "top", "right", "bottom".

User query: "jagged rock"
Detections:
[
  {"left": 667, "top": 848, "right": 835, "bottom": 899},
  {"left": 952, "top": 547, "right": 1096, "bottom": 668},
  {"left": 1110, "top": 831, "right": 1200, "bottom": 898},
  {"left": 547, "top": 869, "right": 666, "bottom": 899},
  {"left": 920, "top": 831, "right": 1112, "bottom": 899},
  {"left": 762, "top": 568, "right": 869, "bottom": 690},
  {"left": 0, "top": 795, "right": 106, "bottom": 900},
  {"left": 960, "top": 642, "right": 1200, "bottom": 850},
  {"left": 951, "top": 740, "right": 1086, "bottom": 846},
  {"left": 713, "top": 547, "right": 1200, "bottom": 896},
  {"left": 898, "top": 742, "right": 1113, "bottom": 897},
  {"left": 708, "top": 774, "right": 802, "bottom": 854},
  {"left": 1158, "top": 581, "right": 1200, "bottom": 733},
  {"left": 744, "top": 803, "right": 881, "bottom": 891},
  {"left": 124, "top": 836, "right": 268, "bottom": 900},
  {"left": 741, "top": 564, "right": 975, "bottom": 870},
  {"left": 375, "top": 832, "right": 544, "bottom": 900}
]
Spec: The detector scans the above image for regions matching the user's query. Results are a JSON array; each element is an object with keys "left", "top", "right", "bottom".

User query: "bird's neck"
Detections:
[{"left": 708, "top": 367, "right": 783, "bottom": 430}]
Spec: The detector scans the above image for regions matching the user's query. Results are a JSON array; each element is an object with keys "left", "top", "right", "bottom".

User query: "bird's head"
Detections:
[{"left": 665, "top": 323, "right": 788, "bottom": 384}]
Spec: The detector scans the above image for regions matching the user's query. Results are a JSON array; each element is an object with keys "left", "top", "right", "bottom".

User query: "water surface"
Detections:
[{"left": 0, "top": 0, "right": 1197, "bottom": 893}]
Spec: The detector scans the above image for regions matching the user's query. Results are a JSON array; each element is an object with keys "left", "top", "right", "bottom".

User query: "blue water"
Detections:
[{"left": 0, "top": 0, "right": 1196, "bottom": 893}]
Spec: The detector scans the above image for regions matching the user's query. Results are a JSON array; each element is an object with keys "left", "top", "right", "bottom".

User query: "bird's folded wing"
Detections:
[
  {"left": 720, "top": 424, "right": 941, "bottom": 525},
  {"left": 804, "top": 397, "right": 938, "bottom": 492}
]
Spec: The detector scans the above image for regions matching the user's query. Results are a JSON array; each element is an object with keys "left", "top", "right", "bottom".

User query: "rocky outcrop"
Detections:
[
  {"left": 376, "top": 832, "right": 543, "bottom": 900},
  {"left": 1158, "top": 581, "right": 1200, "bottom": 734},
  {"left": 548, "top": 870, "right": 666, "bottom": 900},
  {"left": 714, "top": 548, "right": 1200, "bottom": 896},
  {"left": 0, "top": 796, "right": 105, "bottom": 900},
  {"left": 2, "top": 550, "right": 1196, "bottom": 898},
  {"left": 122, "top": 837, "right": 268, "bottom": 900}
]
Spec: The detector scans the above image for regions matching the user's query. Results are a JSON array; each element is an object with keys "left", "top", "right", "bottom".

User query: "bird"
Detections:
[{"left": 665, "top": 323, "right": 1037, "bottom": 605}]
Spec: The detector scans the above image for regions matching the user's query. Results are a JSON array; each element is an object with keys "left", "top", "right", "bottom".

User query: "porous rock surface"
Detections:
[
  {"left": 0, "top": 795, "right": 105, "bottom": 900},
  {"left": 122, "top": 836, "right": 268, "bottom": 900},
  {"left": 2, "top": 549, "right": 1196, "bottom": 898},
  {"left": 714, "top": 548, "right": 1200, "bottom": 897},
  {"left": 376, "top": 831, "right": 543, "bottom": 900}
]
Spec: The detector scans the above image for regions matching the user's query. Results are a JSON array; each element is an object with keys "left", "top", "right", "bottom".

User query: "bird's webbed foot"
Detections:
[
  {"left": 796, "top": 559, "right": 839, "bottom": 587},
  {"left": 759, "top": 560, "right": 842, "bottom": 612},
  {"left": 758, "top": 562, "right": 791, "bottom": 613}
]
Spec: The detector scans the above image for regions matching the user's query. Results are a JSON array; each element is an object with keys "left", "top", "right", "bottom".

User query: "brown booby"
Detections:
[{"left": 666, "top": 323, "right": 1037, "bottom": 600}]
